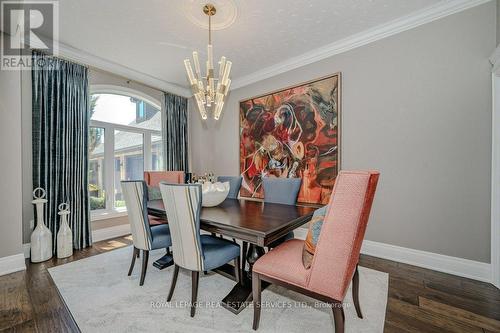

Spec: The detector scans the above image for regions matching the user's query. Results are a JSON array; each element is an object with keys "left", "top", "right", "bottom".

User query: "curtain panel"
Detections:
[
  {"left": 32, "top": 50, "right": 91, "bottom": 250},
  {"left": 161, "top": 92, "right": 189, "bottom": 171}
]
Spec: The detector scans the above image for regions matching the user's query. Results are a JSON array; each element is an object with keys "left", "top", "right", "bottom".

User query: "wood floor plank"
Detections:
[
  {"left": 1, "top": 319, "right": 37, "bottom": 332},
  {"left": 385, "top": 308, "right": 455, "bottom": 333},
  {"left": 388, "top": 298, "right": 484, "bottom": 333},
  {"left": 421, "top": 283, "right": 500, "bottom": 321},
  {"left": 419, "top": 297, "right": 500, "bottom": 332},
  {"left": 25, "top": 263, "right": 79, "bottom": 333},
  {"left": 0, "top": 271, "right": 33, "bottom": 331},
  {"left": 387, "top": 275, "right": 423, "bottom": 305}
]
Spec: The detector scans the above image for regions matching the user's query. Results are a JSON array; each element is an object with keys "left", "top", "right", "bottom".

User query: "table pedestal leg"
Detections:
[{"left": 221, "top": 243, "right": 266, "bottom": 314}]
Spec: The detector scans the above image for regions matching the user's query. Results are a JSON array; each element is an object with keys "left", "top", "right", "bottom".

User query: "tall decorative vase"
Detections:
[
  {"left": 30, "top": 188, "right": 53, "bottom": 262},
  {"left": 57, "top": 203, "right": 73, "bottom": 258}
]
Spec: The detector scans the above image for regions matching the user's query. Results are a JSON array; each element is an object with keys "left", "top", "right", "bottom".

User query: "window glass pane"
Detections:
[
  {"left": 89, "top": 127, "right": 105, "bottom": 210},
  {"left": 114, "top": 130, "right": 144, "bottom": 208},
  {"left": 91, "top": 93, "right": 161, "bottom": 131},
  {"left": 151, "top": 134, "right": 163, "bottom": 171}
]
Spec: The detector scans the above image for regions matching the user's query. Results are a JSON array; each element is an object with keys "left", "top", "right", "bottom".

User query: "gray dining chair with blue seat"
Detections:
[
  {"left": 121, "top": 180, "right": 172, "bottom": 286},
  {"left": 262, "top": 177, "right": 302, "bottom": 248},
  {"left": 217, "top": 175, "right": 242, "bottom": 199},
  {"left": 159, "top": 182, "right": 241, "bottom": 317}
]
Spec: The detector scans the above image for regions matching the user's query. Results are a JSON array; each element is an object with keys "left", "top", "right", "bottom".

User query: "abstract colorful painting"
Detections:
[{"left": 239, "top": 73, "right": 341, "bottom": 205}]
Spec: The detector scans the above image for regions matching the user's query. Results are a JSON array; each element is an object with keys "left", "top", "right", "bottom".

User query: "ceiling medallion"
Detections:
[{"left": 184, "top": 3, "right": 233, "bottom": 120}]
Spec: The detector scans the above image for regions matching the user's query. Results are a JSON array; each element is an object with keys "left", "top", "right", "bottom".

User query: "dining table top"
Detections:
[{"left": 147, "top": 198, "right": 317, "bottom": 247}]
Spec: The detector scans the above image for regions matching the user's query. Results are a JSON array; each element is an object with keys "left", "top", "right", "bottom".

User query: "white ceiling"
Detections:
[{"left": 56, "top": 0, "right": 444, "bottom": 90}]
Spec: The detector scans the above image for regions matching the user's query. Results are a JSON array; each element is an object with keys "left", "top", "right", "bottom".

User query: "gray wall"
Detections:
[
  {"left": 0, "top": 32, "right": 24, "bottom": 258},
  {"left": 190, "top": 3, "right": 495, "bottom": 263}
]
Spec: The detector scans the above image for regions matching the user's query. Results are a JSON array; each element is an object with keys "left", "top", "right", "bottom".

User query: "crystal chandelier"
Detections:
[{"left": 184, "top": 3, "right": 232, "bottom": 120}]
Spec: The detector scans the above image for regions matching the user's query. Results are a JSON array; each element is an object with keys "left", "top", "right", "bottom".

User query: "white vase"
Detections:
[
  {"left": 201, "top": 182, "right": 230, "bottom": 207},
  {"left": 57, "top": 203, "right": 73, "bottom": 259},
  {"left": 30, "top": 188, "right": 53, "bottom": 263}
]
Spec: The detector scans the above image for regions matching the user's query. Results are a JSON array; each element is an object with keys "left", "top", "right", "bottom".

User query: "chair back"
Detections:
[
  {"left": 218, "top": 176, "right": 242, "bottom": 199},
  {"left": 121, "top": 181, "right": 153, "bottom": 250},
  {"left": 307, "top": 171, "right": 379, "bottom": 301},
  {"left": 144, "top": 171, "right": 185, "bottom": 186},
  {"left": 262, "top": 177, "right": 302, "bottom": 205},
  {"left": 159, "top": 183, "right": 204, "bottom": 271}
]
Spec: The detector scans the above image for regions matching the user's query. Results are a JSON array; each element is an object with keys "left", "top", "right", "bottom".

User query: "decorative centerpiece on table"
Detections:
[{"left": 189, "top": 173, "right": 230, "bottom": 207}]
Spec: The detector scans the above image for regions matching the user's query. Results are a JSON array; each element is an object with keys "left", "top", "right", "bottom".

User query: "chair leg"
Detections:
[
  {"left": 128, "top": 247, "right": 138, "bottom": 276},
  {"left": 332, "top": 304, "right": 345, "bottom": 333},
  {"left": 136, "top": 249, "right": 140, "bottom": 258},
  {"left": 191, "top": 271, "right": 200, "bottom": 317},
  {"left": 252, "top": 272, "right": 262, "bottom": 330},
  {"left": 352, "top": 265, "right": 363, "bottom": 319},
  {"left": 139, "top": 250, "right": 149, "bottom": 286},
  {"left": 234, "top": 256, "right": 241, "bottom": 284},
  {"left": 167, "top": 264, "right": 179, "bottom": 301}
]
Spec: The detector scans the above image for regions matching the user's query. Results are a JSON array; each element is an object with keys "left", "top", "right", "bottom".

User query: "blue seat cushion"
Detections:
[
  {"left": 200, "top": 235, "right": 240, "bottom": 271},
  {"left": 150, "top": 224, "right": 172, "bottom": 250}
]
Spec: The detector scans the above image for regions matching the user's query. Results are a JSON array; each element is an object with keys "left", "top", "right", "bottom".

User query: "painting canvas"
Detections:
[{"left": 239, "top": 73, "right": 341, "bottom": 205}]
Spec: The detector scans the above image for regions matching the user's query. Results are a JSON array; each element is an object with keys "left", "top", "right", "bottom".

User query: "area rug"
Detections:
[{"left": 48, "top": 247, "right": 388, "bottom": 332}]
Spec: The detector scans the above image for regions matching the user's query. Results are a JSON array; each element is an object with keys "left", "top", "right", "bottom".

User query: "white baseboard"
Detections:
[
  {"left": 0, "top": 253, "right": 26, "bottom": 276},
  {"left": 294, "top": 227, "right": 492, "bottom": 284},
  {"left": 360, "top": 240, "right": 492, "bottom": 284},
  {"left": 92, "top": 224, "right": 131, "bottom": 243}
]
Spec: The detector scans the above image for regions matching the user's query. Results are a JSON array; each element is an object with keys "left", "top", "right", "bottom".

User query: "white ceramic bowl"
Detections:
[{"left": 201, "top": 181, "right": 230, "bottom": 207}]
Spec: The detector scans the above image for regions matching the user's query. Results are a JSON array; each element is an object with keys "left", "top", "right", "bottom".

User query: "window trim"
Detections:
[
  {"left": 90, "top": 84, "right": 161, "bottom": 109},
  {"left": 89, "top": 86, "right": 163, "bottom": 221}
]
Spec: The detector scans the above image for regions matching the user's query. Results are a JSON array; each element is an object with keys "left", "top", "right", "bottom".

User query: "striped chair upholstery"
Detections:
[
  {"left": 121, "top": 181, "right": 153, "bottom": 251},
  {"left": 217, "top": 176, "right": 242, "bottom": 199},
  {"left": 159, "top": 183, "right": 204, "bottom": 271},
  {"left": 121, "top": 180, "right": 172, "bottom": 286},
  {"left": 159, "top": 183, "right": 241, "bottom": 317}
]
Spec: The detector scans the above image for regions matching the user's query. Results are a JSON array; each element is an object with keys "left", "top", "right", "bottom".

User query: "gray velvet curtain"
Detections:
[
  {"left": 32, "top": 50, "right": 91, "bottom": 250},
  {"left": 161, "top": 92, "right": 188, "bottom": 171}
]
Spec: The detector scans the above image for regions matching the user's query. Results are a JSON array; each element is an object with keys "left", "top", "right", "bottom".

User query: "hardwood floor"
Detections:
[{"left": 1, "top": 236, "right": 499, "bottom": 332}]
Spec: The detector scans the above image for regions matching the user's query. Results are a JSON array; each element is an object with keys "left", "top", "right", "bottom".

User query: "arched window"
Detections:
[{"left": 88, "top": 88, "right": 162, "bottom": 215}]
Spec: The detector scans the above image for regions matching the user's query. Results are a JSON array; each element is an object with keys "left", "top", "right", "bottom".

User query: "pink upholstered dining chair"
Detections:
[
  {"left": 144, "top": 171, "right": 185, "bottom": 226},
  {"left": 251, "top": 170, "right": 380, "bottom": 332},
  {"left": 144, "top": 171, "right": 185, "bottom": 186}
]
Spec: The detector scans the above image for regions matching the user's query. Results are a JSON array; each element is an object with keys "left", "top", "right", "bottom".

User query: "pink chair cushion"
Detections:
[
  {"left": 148, "top": 215, "right": 167, "bottom": 226},
  {"left": 253, "top": 170, "right": 379, "bottom": 302},
  {"left": 144, "top": 171, "right": 184, "bottom": 187},
  {"left": 253, "top": 239, "right": 311, "bottom": 288},
  {"left": 307, "top": 171, "right": 379, "bottom": 301}
]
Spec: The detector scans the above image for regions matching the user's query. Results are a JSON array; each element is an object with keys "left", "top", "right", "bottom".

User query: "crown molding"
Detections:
[
  {"left": 232, "top": 0, "right": 493, "bottom": 90},
  {"left": 55, "top": 42, "right": 191, "bottom": 97},
  {"left": 27, "top": 37, "right": 191, "bottom": 97}
]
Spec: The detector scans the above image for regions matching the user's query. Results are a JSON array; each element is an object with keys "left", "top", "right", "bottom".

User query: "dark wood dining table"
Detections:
[{"left": 147, "top": 198, "right": 316, "bottom": 314}]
